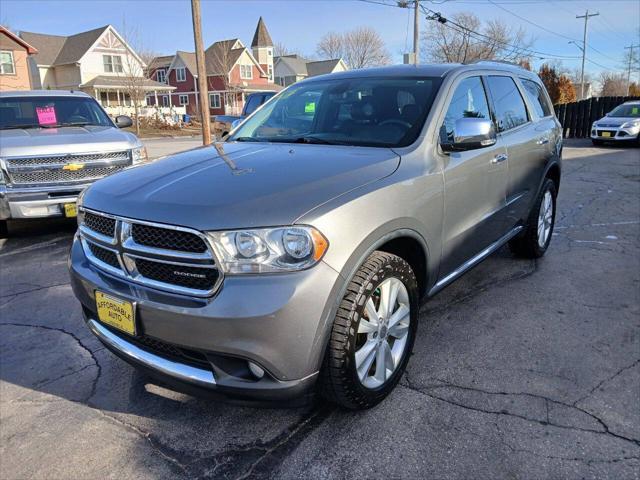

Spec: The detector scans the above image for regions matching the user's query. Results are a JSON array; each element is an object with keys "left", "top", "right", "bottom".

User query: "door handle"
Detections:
[
  {"left": 492, "top": 153, "right": 508, "bottom": 164},
  {"left": 537, "top": 138, "right": 550, "bottom": 145}
]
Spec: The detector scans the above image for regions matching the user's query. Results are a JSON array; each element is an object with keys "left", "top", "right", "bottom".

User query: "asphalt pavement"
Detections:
[{"left": 0, "top": 139, "right": 638, "bottom": 479}]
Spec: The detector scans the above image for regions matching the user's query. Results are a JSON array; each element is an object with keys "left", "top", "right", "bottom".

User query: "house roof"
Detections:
[
  {"left": 276, "top": 54, "right": 310, "bottom": 76},
  {"left": 80, "top": 75, "right": 174, "bottom": 90},
  {"left": 204, "top": 39, "right": 245, "bottom": 75},
  {"left": 251, "top": 17, "right": 273, "bottom": 48},
  {"left": 0, "top": 26, "right": 38, "bottom": 54},
  {"left": 275, "top": 55, "right": 345, "bottom": 77},
  {"left": 148, "top": 54, "right": 174, "bottom": 71},
  {"left": 176, "top": 51, "right": 197, "bottom": 75},
  {"left": 306, "top": 59, "right": 343, "bottom": 77},
  {"left": 21, "top": 25, "right": 109, "bottom": 66}
]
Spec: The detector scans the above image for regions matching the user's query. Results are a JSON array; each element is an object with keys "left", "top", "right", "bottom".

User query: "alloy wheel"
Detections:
[
  {"left": 355, "top": 277, "right": 411, "bottom": 389},
  {"left": 537, "top": 190, "right": 553, "bottom": 248}
]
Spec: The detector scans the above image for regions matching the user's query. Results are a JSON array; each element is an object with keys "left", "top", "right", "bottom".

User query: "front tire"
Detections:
[
  {"left": 0, "top": 220, "right": 8, "bottom": 239},
  {"left": 509, "top": 178, "right": 557, "bottom": 258},
  {"left": 319, "top": 251, "right": 419, "bottom": 409}
]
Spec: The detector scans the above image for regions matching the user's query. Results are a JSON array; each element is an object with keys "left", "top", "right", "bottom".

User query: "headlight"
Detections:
[
  {"left": 76, "top": 189, "right": 87, "bottom": 226},
  {"left": 621, "top": 120, "right": 640, "bottom": 129},
  {"left": 131, "top": 146, "right": 148, "bottom": 164},
  {"left": 207, "top": 226, "right": 328, "bottom": 274}
]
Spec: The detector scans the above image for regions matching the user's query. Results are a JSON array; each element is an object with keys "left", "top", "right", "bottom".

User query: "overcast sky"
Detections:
[{"left": 3, "top": 0, "right": 639, "bottom": 82}]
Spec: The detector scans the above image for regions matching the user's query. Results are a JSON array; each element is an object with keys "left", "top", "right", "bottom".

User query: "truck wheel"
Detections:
[
  {"left": 319, "top": 251, "right": 418, "bottom": 409},
  {"left": 0, "top": 220, "right": 8, "bottom": 239},
  {"left": 509, "top": 178, "right": 557, "bottom": 258}
]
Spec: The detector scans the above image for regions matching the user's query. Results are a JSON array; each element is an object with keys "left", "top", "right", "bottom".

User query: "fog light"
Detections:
[{"left": 248, "top": 361, "right": 265, "bottom": 379}]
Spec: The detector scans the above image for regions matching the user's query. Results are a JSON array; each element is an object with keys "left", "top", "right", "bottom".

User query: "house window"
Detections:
[
  {"left": 156, "top": 69, "right": 166, "bottom": 83},
  {"left": 240, "top": 64, "right": 253, "bottom": 80},
  {"left": 162, "top": 96, "right": 170, "bottom": 107},
  {"left": 209, "top": 93, "right": 221, "bottom": 109},
  {"left": 176, "top": 67, "right": 186, "bottom": 82},
  {"left": 103, "top": 55, "right": 123, "bottom": 73},
  {"left": 268, "top": 64, "right": 273, "bottom": 81},
  {"left": 0, "top": 51, "right": 15, "bottom": 74},
  {"left": 179, "top": 94, "right": 189, "bottom": 105}
]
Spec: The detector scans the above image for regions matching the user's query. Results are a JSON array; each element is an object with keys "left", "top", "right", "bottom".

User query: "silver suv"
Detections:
[
  {"left": 69, "top": 63, "right": 562, "bottom": 409},
  {"left": 0, "top": 90, "right": 146, "bottom": 236}
]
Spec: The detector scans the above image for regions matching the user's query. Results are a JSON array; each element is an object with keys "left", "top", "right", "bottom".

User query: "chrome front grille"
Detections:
[
  {"left": 5, "top": 150, "right": 131, "bottom": 186},
  {"left": 79, "top": 209, "right": 222, "bottom": 297}
]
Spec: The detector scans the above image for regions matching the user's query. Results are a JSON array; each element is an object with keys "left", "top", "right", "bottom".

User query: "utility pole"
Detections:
[
  {"left": 413, "top": 0, "right": 419, "bottom": 64},
  {"left": 624, "top": 44, "right": 639, "bottom": 96},
  {"left": 576, "top": 10, "right": 599, "bottom": 100},
  {"left": 191, "top": 0, "right": 211, "bottom": 145}
]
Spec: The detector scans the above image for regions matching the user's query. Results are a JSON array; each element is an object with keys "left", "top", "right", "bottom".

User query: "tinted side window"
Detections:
[
  {"left": 244, "top": 95, "right": 263, "bottom": 115},
  {"left": 486, "top": 76, "right": 529, "bottom": 132},
  {"left": 442, "top": 76, "right": 491, "bottom": 141},
  {"left": 520, "top": 78, "right": 552, "bottom": 118}
]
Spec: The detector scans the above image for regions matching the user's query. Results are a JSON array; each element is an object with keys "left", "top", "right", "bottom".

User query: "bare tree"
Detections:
[
  {"left": 118, "top": 22, "right": 156, "bottom": 135},
  {"left": 599, "top": 72, "right": 629, "bottom": 96},
  {"left": 317, "top": 27, "right": 390, "bottom": 69},
  {"left": 207, "top": 40, "right": 242, "bottom": 115},
  {"left": 422, "top": 12, "right": 534, "bottom": 64}
]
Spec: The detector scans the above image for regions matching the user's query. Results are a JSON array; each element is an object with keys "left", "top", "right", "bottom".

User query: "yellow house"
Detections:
[{"left": 0, "top": 26, "right": 38, "bottom": 91}]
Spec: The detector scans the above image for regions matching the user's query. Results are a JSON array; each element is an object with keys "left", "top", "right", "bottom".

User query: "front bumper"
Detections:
[
  {"left": 591, "top": 125, "right": 640, "bottom": 141},
  {"left": 69, "top": 235, "right": 343, "bottom": 403},
  {"left": 0, "top": 184, "right": 89, "bottom": 220}
]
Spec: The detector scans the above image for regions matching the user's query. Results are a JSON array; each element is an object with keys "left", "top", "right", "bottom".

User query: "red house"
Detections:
[{"left": 147, "top": 18, "right": 279, "bottom": 117}]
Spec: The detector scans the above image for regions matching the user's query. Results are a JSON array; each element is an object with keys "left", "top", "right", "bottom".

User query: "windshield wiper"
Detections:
[
  {"left": 40, "top": 122, "right": 95, "bottom": 128},
  {"left": 233, "top": 136, "right": 265, "bottom": 142},
  {"left": 1, "top": 124, "right": 44, "bottom": 130}
]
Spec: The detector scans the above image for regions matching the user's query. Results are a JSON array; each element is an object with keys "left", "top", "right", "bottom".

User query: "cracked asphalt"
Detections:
[{"left": 1, "top": 139, "right": 638, "bottom": 479}]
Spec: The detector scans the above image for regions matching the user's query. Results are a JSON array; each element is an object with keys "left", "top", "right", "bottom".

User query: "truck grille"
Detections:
[
  {"left": 131, "top": 224, "right": 208, "bottom": 253},
  {"left": 79, "top": 209, "right": 221, "bottom": 297},
  {"left": 5, "top": 151, "right": 130, "bottom": 167},
  {"left": 84, "top": 212, "right": 116, "bottom": 238},
  {"left": 9, "top": 165, "right": 126, "bottom": 185},
  {"left": 5, "top": 150, "right": 131, "bottom": 185}
]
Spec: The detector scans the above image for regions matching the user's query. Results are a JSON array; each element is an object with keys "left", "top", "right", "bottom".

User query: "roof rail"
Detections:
[{"left": 466, "top": 59, "right": 525, "bottom": 69}]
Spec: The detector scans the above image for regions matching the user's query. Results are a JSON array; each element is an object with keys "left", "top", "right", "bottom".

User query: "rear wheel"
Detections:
[
  {"left": 319, "top": 251, "right": 419, "bottom": 409},
  {"left": 509, "top": 178, "right": 557, "bottom": 258}
]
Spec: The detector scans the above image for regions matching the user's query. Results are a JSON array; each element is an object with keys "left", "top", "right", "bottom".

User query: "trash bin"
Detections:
[{"left": 183, "top": 114, "right": 191, "bottom": 124}]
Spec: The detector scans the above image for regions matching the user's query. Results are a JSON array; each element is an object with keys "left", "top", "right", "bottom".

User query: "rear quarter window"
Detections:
[{"left": 520, "top": 78, "right": 553, "bottom": 118}]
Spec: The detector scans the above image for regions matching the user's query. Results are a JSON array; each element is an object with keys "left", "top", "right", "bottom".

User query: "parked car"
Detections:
[
  {"left": 69, "top": 63, "right": 562, "bottom": 409},
  {"left": 591, "top": 100, "right": 640, "bottom": 145},
  {"left": 0, "top": 90, "right": 147, "bottom": 237},
  {"left": 211, "top": 91, "right": 277, "bottom": 139}
]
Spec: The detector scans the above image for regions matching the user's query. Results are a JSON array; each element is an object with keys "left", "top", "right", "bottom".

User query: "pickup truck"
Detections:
[
  {"left": 0, "top": 90, "right": 147, "bottom": 237},
  {"left": 211, "top": 91, "right": 277, "bottom": 139}
]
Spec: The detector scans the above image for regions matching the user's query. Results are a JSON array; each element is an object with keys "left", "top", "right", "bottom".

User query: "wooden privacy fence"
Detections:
[{"left": 554, "top": 96, "right": 640, "bottom": 138}]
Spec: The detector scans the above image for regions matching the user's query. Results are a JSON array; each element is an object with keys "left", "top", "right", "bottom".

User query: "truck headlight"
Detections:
[
  {"left": 207, "top": 226, "right": 328, "bottom": 274},
  {"left": 131, "top": 146, "right": 148, "bottom": 164}
]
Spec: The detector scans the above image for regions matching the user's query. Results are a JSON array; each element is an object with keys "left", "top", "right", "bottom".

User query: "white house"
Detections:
[
  {"left": 20, "top": 25, "right": 178, "bottom": 117},
  {"left": 274, "top": 55, "right": 347, "bottom": 87}
]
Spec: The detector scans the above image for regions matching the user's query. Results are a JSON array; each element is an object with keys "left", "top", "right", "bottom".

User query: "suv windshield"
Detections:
[
  {"left": 0, "top": 96, "right": 113, "bottom": 130},
  {"left": 608, "top": 104, "right": 640, "bottom": 118},
  {"left": 228, "top": 76, "right": 442, "bottom": 148}
]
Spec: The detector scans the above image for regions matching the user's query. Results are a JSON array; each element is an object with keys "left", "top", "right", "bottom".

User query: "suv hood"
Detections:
[
  {"left": 82, "top": 142, "right": 400, "bottom": 230},
  {"left": 0, "top": 125, "right": 138, "bottom": 157},
  {"left": 595, "top": 116, "right": 636, "bottom": 127}
]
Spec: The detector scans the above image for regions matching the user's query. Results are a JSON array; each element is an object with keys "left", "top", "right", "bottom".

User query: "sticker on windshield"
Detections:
[
  {"left": 36, "top": 106, "right": 57, "bottom": 125},
  {"left": 305, "top": 102, "right": 316, "bottom": 114},
  {"left": 632, "top": 107, "right": 639, "bottom": 114}
]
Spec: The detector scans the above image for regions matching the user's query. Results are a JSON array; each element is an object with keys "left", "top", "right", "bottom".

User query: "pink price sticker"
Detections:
[{"left": 36, "top": 106, "right": 57, "bottom": 126}]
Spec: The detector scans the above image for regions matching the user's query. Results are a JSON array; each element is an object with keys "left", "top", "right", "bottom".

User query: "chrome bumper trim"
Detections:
[{"left": 87, "top": 319, "right": 217, "bottom": 388}]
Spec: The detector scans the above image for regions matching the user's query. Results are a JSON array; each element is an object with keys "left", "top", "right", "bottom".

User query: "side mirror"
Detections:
[
  {"left": 115, "top": 115, "right": 133, "bottom": 129},
  {"left": 440, "top": 117, "right": 497, "bottom": 152}
]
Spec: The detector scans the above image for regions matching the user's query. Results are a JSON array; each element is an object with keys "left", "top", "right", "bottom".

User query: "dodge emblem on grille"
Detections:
[{"left": 173, "top": 270, "right": 207, "bottom": 279}]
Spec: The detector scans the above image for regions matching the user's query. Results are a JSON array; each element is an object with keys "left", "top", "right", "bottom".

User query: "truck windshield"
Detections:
[
  {"left": 228, "top": 76, "right": 442, "bottom": 148},
  {"left": 0, "top": 96, "right": 113, "bottom": 130}
]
